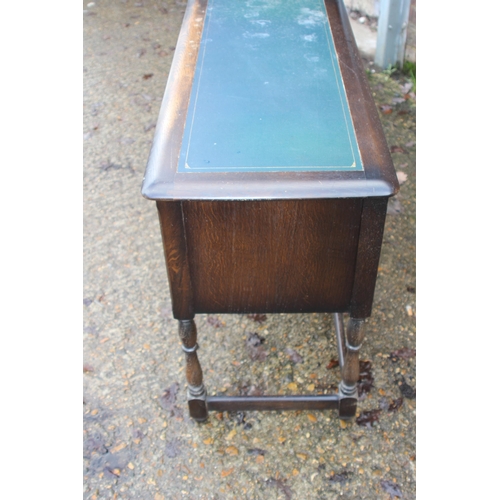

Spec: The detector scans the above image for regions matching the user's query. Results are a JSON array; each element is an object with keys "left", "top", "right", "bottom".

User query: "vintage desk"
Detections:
[{"left": 142, "top": 0, "right": 399, "bottom": 421}]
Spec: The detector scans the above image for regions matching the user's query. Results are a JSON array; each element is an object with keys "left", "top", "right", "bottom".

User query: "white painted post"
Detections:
[{"left": 375, "top": 0, "right": 411, "bottom": 69}]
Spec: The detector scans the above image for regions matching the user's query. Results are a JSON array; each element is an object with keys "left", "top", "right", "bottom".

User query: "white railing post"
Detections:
[{"left": 375, "top": 0, "right": 411, "bottom": 69}]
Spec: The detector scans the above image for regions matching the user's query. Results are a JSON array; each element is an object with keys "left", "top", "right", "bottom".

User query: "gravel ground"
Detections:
[{"left": 83, "top": 1, "right": 416, "bottom": 498}]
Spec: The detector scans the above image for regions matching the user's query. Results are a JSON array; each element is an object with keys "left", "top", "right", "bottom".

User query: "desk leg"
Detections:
[
  {"left": 339, "top": 318, "right": 365, "bottom": 419},
  {"left": 178, "top": 319, "right": 208, "bottom": 422}
]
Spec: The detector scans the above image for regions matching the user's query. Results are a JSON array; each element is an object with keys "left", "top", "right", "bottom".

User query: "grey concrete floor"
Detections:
[
  {"left": 348, "top": 12, "right": 377, "bottom": 59},
  {"left": 83, "top": 1, "right": 416, "bottom": 498}
]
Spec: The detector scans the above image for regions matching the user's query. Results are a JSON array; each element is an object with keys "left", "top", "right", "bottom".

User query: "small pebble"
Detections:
[{"left": 221, "top": 468, "right": 234, "bottom": 478}]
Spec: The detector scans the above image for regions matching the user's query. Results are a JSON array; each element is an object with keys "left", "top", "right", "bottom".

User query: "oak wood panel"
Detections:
[
  {"left": 182, "top": 199, "right": 362, "bottom": 314},
  {"left": 350, "top": 197, "right": 388, "bottom": 318},
  {"left": 156, "top": 201, "right": 195, "bottom": 319}
]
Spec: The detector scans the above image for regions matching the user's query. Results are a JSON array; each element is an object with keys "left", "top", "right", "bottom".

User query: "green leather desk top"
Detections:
[{"left": 178, "top": 0, "right": 363, "bottom": 173}]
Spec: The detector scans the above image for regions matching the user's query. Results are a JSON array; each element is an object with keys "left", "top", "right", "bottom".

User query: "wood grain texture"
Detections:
[
  {"left": 156, "top": 201, "right": 194, "bottom": 319},
  {"left": 179, "top": 319, "right": 208, "bottom": 421},
  {"left": 350, "top": 198, "right": 388, "bottom": 318},
  {"left": 179, "top": 320, "right": 203, "bottom": 388},
  {"left": 182, "top": 199, "right": 362, "bottom": 314}
]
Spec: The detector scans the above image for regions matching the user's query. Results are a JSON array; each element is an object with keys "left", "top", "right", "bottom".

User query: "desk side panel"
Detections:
[{"left": 183, "top": 199, "right": 362, "bottom": 314}]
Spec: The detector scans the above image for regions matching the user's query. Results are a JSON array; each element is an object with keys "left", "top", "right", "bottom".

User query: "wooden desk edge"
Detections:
[{"left": 141, "top": 176, "right": 398, "bottom": 201}]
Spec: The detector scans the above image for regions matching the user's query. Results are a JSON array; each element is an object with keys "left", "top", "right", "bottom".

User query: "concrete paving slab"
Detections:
[{"left": 349, "top": 16, "right": 377, "bottom": 59}]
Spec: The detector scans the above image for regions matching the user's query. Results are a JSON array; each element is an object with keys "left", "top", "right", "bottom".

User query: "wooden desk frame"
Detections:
[{"left": 143, "top": 0, "right": 399, "bottom": 421}]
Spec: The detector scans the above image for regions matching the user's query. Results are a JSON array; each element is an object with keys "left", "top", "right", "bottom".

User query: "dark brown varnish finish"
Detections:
[
  {"left": 350, "top": 198, "right": 388, "bottom": 319},
  {"left": 183, "top": 200, "right": 362, "bottom": 314},
  {"left": 156, "top": 201, "right": 194, "bottom": 320},
  {"left": 156, "top": 197, "right": 390, "bottom": 420},
  {"left": 144, "top": 0, "right": 400, "bottom": 422},
  {"left": 207, "top": 395, "right": 340, "bottom": 412}
]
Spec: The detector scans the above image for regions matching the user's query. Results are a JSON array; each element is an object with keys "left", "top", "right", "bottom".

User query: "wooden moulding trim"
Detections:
[
  {"left": 143, "top": 178, "right": 396, "bottom": 201},
  {"left": 325, "top": 0, "right": 399, "bottom": 189},
  {"left": 206, "top": 395, "right": 340, "bottom": 412},
  {"left": 141, "top": 0, "right": 207, "bottom": 199}
]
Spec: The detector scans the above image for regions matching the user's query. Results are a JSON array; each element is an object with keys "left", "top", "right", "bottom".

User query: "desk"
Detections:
[{"left": 142, "top": 0, "right": 399, "bottom": 421}]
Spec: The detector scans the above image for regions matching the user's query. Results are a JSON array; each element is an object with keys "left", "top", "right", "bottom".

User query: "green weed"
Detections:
[
  {"left": 383, "top": 64, "right": 398, "bottom": 76},
  {"left": 402, "top": 61, "right": 416, "bottom": 92}
]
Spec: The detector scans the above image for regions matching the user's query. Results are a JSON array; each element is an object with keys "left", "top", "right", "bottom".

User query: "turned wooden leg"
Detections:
[
  {"left": 178, "top": 319, "right": 208, "bottom": 422},
  {"left": 339, "top": 317, "right": 366, "bottom": 419}
]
